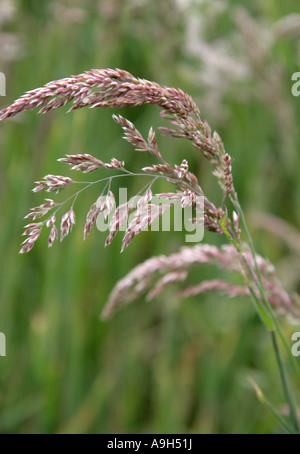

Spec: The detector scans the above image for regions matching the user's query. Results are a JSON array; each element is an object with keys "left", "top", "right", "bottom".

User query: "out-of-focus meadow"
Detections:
[{"left": 0, "top": 0, "right": 300, "bottom": 434}]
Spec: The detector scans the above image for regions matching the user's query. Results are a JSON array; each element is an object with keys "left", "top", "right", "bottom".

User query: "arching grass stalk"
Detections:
[{"left": 228, "top": 192, "right": 299, "bottom": 432}]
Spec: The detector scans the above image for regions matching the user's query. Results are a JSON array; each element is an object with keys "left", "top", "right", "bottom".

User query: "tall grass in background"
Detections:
[{"left": 0, "top": 0, "right": 300, "bottom": 434}]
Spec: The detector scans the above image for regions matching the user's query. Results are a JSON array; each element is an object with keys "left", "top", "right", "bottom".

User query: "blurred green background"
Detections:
[{"left": 0, "top": 0, "right": 300, "bottom": 434}]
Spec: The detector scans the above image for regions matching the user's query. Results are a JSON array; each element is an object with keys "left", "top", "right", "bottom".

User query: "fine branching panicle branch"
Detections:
[{"left": 101, "top": 243, "right": 298, "bottom": 320}]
